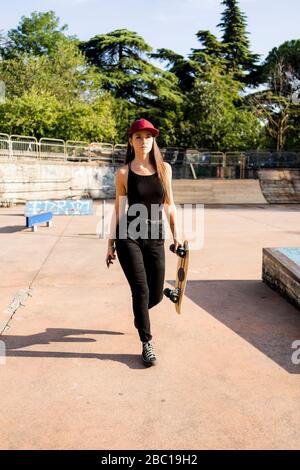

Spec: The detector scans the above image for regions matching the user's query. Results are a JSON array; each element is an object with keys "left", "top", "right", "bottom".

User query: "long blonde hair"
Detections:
[{"left": 124, "top": 138, "right": 171, "bottom": 205}]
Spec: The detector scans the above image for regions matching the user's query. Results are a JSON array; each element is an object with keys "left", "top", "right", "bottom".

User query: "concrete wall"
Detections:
[
  {"left": 0, "top": 159, "right": 115, "bottom": 203},
  {"left": 0, "top": 159, "right": 299, "bottom": 205}
]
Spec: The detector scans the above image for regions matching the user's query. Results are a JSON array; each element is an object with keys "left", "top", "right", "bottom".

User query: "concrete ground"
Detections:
[{"left": 0, "top": 201, "right": 300, "bottom": 450}]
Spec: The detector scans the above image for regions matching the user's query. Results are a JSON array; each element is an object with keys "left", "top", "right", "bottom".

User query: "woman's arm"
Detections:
[
  {"left": 163, "top": 162, "right": 182, "bottom": 246},
  {"left": 107, "top": 168, "right": 127, "bottom": 247}
]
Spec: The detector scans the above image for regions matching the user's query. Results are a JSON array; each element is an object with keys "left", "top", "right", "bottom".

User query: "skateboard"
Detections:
[{"left": 163, "top": 240, "right": 189, "bottom": 314}]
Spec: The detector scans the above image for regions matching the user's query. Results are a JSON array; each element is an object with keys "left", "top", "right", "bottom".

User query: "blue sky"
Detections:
[{"left": 0, "top": 0, "right": 299, "bottom": 64}]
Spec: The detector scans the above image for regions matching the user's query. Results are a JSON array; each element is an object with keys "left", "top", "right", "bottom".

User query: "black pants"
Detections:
[{"left": 115, "top": 232, "right": 165, "bottom": 343}]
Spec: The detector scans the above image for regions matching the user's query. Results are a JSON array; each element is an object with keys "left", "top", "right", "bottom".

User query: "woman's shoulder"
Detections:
[
  {"left": 163, "top": 161, "right": 172, "bottom": 174},
  {"left": 116, "top": 164, "right": 129, "bottom": 178},
  {"left": 115, "top": 165, "right": 129, "bottom": 193}
]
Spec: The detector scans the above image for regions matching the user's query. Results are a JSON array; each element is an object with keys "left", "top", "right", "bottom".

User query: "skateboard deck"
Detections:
[{"left": 163, "top": 240, "right": 190, "bottom": 314}]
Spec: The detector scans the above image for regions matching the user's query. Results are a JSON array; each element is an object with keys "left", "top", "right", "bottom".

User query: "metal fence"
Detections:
[
  {"left": 1, "top": 132, "right": 300, "bottom": 179},
  {"left": 184, "top": 150, "right": 300, "bottom": 179},
  {"left": 40, "top": 138, "right": 66, "bottom": 160},
  {"left": 87, "top": 142, "right": 114, "bottom": 162},
  {"left": 0, "top": 133, "right": 9, "bottom": 158},
  {"left": 10, "top": 135, "right": 39, "bottom": 159},
  {"left": 0, "top": 134, "right": 118, "bottom": 162}
]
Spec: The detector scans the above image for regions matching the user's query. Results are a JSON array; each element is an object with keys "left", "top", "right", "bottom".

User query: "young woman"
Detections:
[{"left": 105, "top": 118, "right": 182, "bottom": 367}]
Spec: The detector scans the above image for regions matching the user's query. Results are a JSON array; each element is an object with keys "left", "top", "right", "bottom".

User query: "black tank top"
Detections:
[
  {"left": 116, "top": 161, "right": 165, "bottom": 239},
  {"left": 127, "top": 161, "right": 165, "bottom": 220}
]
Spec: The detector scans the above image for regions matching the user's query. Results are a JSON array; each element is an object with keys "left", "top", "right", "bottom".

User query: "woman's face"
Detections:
[{"left": 129, "top": 130, "right": 154, "bottom": 154}]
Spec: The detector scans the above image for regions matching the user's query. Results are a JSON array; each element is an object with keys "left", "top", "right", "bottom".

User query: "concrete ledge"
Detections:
[{"left": 262, "top": 247, "right": 300, "bottom": 310}]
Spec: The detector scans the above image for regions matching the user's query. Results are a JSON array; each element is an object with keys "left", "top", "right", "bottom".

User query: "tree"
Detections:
[
  {"left": 250, "top": 40, "right": 300, "bottom": 94},
  {"left": 189, "top": 31, "right": 227, "bottom": 69},
  {"left": 110, "top": 96, "right": 137, "bottom": 142},
  {"left": 0, "top": 29, "right": 7, "bottom": 59},
  {"left": 0, "top": 41, "right": 101, "bottom": 105},
  {"left": 217, "top": 0, "right": 260, "bottom": 79},
  {"left": 0, "top": 88, "right": 118, "bottom": 142},
  {"left": 1, "top": 11, "right": 76, "bottom": 59},
  {"left": 0, "top": 89, "right": 61, "bottom": 137},
  {"left": 246, "top": 59, "right": 300, "bottom": 151},
  {"left": 182, "top": 64, "right": 261, "bottom": 150},
  {"left": 245, "top": 41, "right": 300, "bottom": 150},
  {"left": 150, "top": 48, "right": 197, "bottom": 93},
  {"left": 55, "top": 93, "right": 117, "bottom": 142},
  {"left": 79, "top": 29, "right": 182, "bottom": 109}
]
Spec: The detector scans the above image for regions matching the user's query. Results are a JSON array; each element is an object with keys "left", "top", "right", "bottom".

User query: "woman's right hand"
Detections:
[{"left": 106, "top": 244, "right": 116, "bottom": 268}]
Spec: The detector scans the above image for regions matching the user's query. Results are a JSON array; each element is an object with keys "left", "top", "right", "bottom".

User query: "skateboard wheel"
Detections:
[
  {"left": 163, "top": 288, "right": 179, "bottom": 303},
  {"left": 177, "top": 246, "right": 186, "bottom": 258},
  {"left": 170, "top": 293, "right": 179, "bottom": 303},
  {"left": 170, "top": 243, "right": 186, "bottom": 258},
  {"left": 163, "top": 288, "right": 172, "bottom": 298}
]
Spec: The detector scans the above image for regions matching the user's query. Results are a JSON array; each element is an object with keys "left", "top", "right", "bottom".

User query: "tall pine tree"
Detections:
[{"left": 217, "top": 0, "right": 260, "bottom": 79}]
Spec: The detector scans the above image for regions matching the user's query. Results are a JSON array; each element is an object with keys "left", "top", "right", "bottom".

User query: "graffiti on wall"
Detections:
[{"left": 25, "top": 199, "right": 93, "bottom": 216}]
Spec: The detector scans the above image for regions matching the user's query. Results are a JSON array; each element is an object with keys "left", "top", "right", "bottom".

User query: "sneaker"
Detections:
[{"left": 142, "top": 340, "right": 157, "bottom": 367}]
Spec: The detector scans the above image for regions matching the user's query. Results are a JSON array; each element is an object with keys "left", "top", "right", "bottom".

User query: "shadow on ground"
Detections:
[
  {"left": 166, "top": 278, "right": 300, "bottom": 374},
  {"left": 0, "top": 225, "right": 27, "bottom": 233},
  {"left": 2, "top": 328, "right": 146, "bottom": 370}
]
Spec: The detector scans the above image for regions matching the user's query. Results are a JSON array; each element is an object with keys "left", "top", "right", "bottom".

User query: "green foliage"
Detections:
[
  {"left": 245, "top": 40, "right": 300, "bottom": 150},
  {"left": 0, "top": 89, "right": 61, "bottom": 137},
  {"left": 1, "top": 11, "right": 75, "bottom": 59},
  {"left": 0, "top": 41, "right": 100, "bottom": 105},
  {"left": 150, "top": 48, "right": 197, "bottom": 93},
  {"left": 190, "top": 31, "right": 227, "bottom": 70},
  {"left": 252, "top": 40, "right": 300, "bottom": 95},
  {"left": 217, "top": 0, "right": 260, "bottom": 78},
  {"left": 0, "top": 5, "right": 298, "bottom": 151},
  {"left": 0, "top": 88, "right": 118, "bottom": 142},
  {"left": 56, "top": 94, "right": 118, "bottom": 142},
  {"left": 79, "top": 29, "right": 183, "bottom": 110},
  {"left": 182, "top": 65, "right": 261, "bottom": 150},
  {"left": 110, "top": 97, "right": 138, "bottom": 142}
]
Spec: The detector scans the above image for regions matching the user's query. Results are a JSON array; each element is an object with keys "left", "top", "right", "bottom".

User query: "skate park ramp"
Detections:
[
  {"left": 258, "top": 170, "right": 300, "bottom": 203},
  {"left": 173, "top": 179, "right": 267, "bottom": 204},
  {"left": 172, "top": 170, "right": 300, "bottom": 204}
]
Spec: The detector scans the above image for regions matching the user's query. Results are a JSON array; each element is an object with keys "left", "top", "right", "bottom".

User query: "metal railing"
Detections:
[
  {"left": 66, "top": 140, "right": 90, "bottom": 162},
  {"left": 9, "top": 135, "right": 39, "bottom": 159},
  {"left": 0, "top": 132, "right": 300, "bottom": 179},
  {"left": 186, "top": 150, "right": 225, "bottom": 178},
  {"left": 40, "top": 138, "right": 66, "bottom": 160},
  {"left": 112, "top": 144, "right": 127, "bottom": 164},
  {"left": 0, "top": 133, "right": 9, "bottom": 158},
  {"left": 88, "top": 142, "right": 114, "bottom": 162},
  {"left": 0, "top": 134, "right": 121, "bottom": 162}
]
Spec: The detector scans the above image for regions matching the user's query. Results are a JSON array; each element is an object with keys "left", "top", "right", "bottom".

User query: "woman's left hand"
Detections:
[{"left": 173, "top": 238, "right": 184, "bottom": 252}]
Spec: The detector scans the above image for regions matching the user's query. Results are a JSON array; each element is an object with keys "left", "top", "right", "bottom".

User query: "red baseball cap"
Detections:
[{"left": 128, "top": 118, "right": 159, "bottom": 137}]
